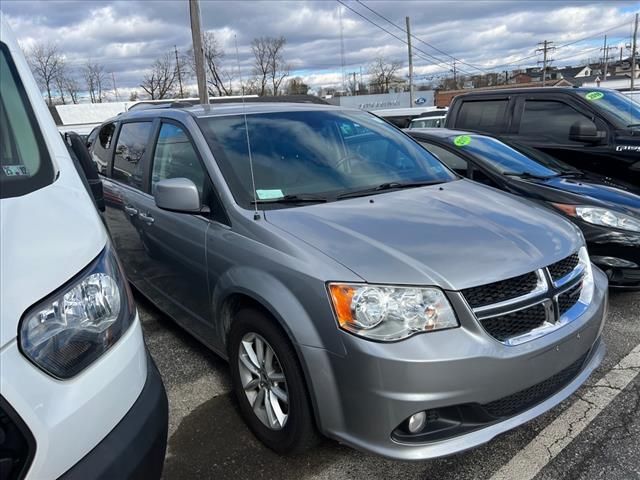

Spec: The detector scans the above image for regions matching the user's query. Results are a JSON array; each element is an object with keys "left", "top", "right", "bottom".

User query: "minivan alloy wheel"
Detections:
[{"left": 238, "top": 332, "right": 289, "bottom": 430}]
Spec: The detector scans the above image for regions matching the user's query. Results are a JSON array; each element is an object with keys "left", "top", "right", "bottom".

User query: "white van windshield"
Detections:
[{"left": 0, "top": 42, "right": 54, "bottom": 198}]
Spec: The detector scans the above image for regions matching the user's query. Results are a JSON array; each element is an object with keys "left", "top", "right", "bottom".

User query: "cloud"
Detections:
[{"left": 2, "top": 0, "right": 636, "bottom": 94}]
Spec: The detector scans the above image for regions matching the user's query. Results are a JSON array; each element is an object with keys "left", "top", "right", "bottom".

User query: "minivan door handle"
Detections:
[
  {"left": 139, "top": 212, "right": 155, "bottom": 225},
  {"left": 124, "top": 205, "right": 138, "bottom": 216}
]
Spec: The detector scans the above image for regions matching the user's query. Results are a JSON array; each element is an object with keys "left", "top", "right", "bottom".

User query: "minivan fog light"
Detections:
[
  {"left": 407, "top": 412, "right": 427, "bottom": 433},
  {"left": 328, "top": 283, "right": 459, "bottom": 341}
]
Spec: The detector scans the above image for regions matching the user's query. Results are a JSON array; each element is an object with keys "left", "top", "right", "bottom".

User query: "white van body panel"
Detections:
[
  {"left": 0, "top": 11, "right": 147, "bottom": 478},
  {"left": 0, "top": 320, "right": 147, "bottom": 479}
]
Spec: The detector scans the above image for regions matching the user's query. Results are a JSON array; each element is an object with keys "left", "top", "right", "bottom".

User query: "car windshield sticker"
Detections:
[
  {"left": 585, "top": 91, "right": 604, "bottom": 101},
  {"left": 256, "top": 189, "right": 284, "bottom": 200},
  {"left": 2, "top": 165, "right": 29, "bottom": 176},
  {"left": 453, "top": 135, "right": 471, "bottom": 147}
]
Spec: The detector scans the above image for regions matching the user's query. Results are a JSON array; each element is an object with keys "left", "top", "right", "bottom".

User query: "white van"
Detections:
[{"left": 0, "top": 13, "right": 167, "bottom": 480}]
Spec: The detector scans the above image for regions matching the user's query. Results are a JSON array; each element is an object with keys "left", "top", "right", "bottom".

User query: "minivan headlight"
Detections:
[
  {"left": 328, "top": 283, "right": 458, "bottom": 341},
  {"left": 578, "top": 246, "right": 595, "bottom": 305},
  {"left": 552, "top": 203, "right": 640, "bottom": 233},
  {"left": 19, "top": 246, "right": 135, "bottom": 379}
]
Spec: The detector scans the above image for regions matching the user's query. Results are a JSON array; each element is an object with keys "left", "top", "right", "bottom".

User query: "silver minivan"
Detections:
[{"left": 93, "top": 103, "right": 608, "bottom": 460}]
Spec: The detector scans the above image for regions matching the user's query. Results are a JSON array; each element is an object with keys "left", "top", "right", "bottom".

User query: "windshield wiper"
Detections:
[
  {"left": 336, "top": 180, "right": 444, "bottom": 200},
  {"left": 556, "top": 169, "right": 586, "bottom": 178},
  {"left": 503, "top": 171, "right": 556, "bottom": 180},
  {"left": 251, "top": 194, "right": 329, "bottom": 205}
]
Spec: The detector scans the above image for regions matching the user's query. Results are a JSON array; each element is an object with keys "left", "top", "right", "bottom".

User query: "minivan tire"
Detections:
[{"left": 228, "top": 307, "right": 319, "bottom": 454}]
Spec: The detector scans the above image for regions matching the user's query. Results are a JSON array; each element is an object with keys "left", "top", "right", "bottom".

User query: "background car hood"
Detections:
[
  {"left": 525, "top": 175, "right": 640, "bottom": 215},
  {"left": 264, "top": 179, "right": 582, "bottom": 290},
  {"left": 0, "top": 162, "right": 107, "bottom": 348}
]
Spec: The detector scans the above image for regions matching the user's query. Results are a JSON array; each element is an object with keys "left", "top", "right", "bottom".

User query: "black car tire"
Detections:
[{"left": 228, "top": 307, "right": 319, "bottom": 454}]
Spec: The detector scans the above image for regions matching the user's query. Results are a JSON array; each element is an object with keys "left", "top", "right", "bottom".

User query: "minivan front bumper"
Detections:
[{"left": 301, "top": 267, "right": 608, "bottom": 460}]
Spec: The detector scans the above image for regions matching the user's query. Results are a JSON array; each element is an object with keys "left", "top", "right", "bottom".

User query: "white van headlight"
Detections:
[
  {"left": 328, "top": 283, "right": 459, "bottom": 341},
  {"left": 19, "top": 246, "right": 135, "bottom": 379}
]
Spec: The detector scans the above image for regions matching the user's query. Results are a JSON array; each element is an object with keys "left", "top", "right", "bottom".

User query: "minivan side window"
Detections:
[
  {"left": 519, "top": 100, "right": 594, "bottom": 144},
  {"left": 112, "top": 122, "right": 152, "bottom": 189},
  {"left": 456, "top": 100, "right": 508, "bottom": 133},
  {"left": 92, "top": 122, "right": 115, "bottom": 174},
  {"left": 99, "top": 123, "right": 115, "bottom": 149},
  {"left": 150, "top": 123, "right": 205, "bottom": 197}
]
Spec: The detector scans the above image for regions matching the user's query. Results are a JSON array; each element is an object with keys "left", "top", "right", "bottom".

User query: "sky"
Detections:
[{"left": 2, "top": 0, "right": 639, "bottom": 99}]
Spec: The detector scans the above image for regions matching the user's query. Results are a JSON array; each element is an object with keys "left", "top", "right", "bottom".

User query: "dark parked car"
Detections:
[
  {"left": 90, "top": 103, "right": 607, "bottom": 460},
  {"left": 408, "top": 128, "right": 640, "bottom": 288},
  {"left": 445, "top": 87, "right": 640, "bottom": 185}
]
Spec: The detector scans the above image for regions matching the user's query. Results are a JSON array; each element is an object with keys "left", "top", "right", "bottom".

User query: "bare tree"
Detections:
[
  {"left": 129, "top": 90, "right": 139, "bottom": 102},
  {"left": 54, "top": 59, "right": 68, "bottom": 105},
  {"left": 27, "top": 42, "right": 63, "bottom": 106},
  {"left": 267, "top": 36, "right": 289, "bottom": 96},
  {"left": 65, "top": 75, "right": 81, "bottom": 104},
  {"left": 251, "top": 37, "right": 271, "bottom": 96},
  {"left": 84, "top": 62, "right": 107, "bottom": 103},
  {"left": 285, "top": 77, "right": 309, "bottom": 95},
  {"left": 58, "top": 63, "right": 81, "bottom": 104},
  {"left": 196, "top": 32, "right": 233, "bottom": 97},
  {"left": 251, "top": 36, "right": 290, "bottom": 96},
  {"left": 140, "top": 52, "right": 177, "bottom": 100},
  {"left": 368, "top": 57, "right": 403, "bottom": 94}
]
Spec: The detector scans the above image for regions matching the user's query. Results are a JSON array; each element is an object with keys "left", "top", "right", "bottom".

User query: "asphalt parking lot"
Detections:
[{"left": 139, "top": 290, "right": 640, "bottom": 480}]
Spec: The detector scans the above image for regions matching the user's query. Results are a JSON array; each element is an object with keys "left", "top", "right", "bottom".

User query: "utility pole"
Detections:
[
  {"left": 632, "top": 13, "right": 639, "bottom": 91},
  {"left": 537, "top": 40, "right": 555, "bottom": 87},
  {"left": 174, "top": 45, "right": 184, "bottom": 99},
  {"left": 189, "top": 0, "right": 209, "bottom": 104},
  {"left": 406, "top": 16, "right": 414, "bottom": 107},
  {"left": 601, "top": 35, "right": 617, "bottom": 81},
  {"left": 352, "top": 72, "right": 358, "bottom": 95},
  {"left": 111, "top": 72, "right": 119, "bottom": 101},
  {"left": 451, "top": 60, "right": 457, "bottom": 87}
]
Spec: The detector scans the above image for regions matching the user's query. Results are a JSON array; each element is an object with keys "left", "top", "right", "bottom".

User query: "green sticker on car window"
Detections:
[
  {"left": 585, "top": 91, "right": 604, "bottom": 101},
  {"left": 453, "top": 135, "right": 471, "bottom": 147}
]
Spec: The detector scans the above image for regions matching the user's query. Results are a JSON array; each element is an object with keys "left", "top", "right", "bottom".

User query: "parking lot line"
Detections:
[{"left": 490, "top": 343, "right": 640, "bottom": 480}]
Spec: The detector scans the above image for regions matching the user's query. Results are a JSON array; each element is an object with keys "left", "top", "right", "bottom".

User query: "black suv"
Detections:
[{"left": 445, "top": 87, "right": 640, "bottom": 185}]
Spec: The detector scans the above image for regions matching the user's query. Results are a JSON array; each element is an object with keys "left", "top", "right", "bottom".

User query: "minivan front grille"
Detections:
[
  {"left": 548, "top": 253, "right": 580, "bottom": 283},
  {"left": 483, "top": 351, "right": 589, "bottom": 418},
  {"left": 463, "top": 251, "right": 585, "bottom": 344},
  {"left": 558, "top": 281, "right": 582, "bottom": 317},
  {"left": 479, "top": 304, "right": 547, "bottom": 342},
  {"left": 461, "top": 271, "right": 539, "bottom": 309},
  {"left": 0, "top": 399, "right": 35, "bottom": 480}
]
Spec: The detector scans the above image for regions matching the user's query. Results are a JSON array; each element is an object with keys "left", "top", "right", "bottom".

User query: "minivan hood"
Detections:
[
  {"left": 265, "top": 179, "right": 582, "bottom": 290},
  {"left": 0, "top": 164, "right": 107, "bottom": 348}
]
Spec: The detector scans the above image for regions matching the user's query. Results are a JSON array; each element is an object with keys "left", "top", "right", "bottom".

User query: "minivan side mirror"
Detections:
[
  {"left": 154, "top": 177, "right": 202, "bottom": 213},
  {"left": 569, "top": 120, "right": 606, "bottom": 144}
]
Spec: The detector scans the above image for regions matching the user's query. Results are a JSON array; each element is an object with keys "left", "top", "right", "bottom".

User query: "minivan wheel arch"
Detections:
[{"left": 218, "top": 291, "right": 325, "bottom": 433}]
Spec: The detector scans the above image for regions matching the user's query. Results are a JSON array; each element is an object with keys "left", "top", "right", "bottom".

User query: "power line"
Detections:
[
  {"left": 492, "top": 18, "right": 635, "bottom": 69},
  {"left": 355, "top": 0, "right": 489, "bottom": 73},
  {"left": 335, "top": 0, "right": 476, "bottom": 76}
]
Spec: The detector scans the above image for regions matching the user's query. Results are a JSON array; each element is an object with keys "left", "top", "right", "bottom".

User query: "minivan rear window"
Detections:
[{"left": 0, "top": 42, "right": 54, "bottom": 199}]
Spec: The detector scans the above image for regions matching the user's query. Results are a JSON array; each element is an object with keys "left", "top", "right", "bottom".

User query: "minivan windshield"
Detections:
[
  {"left": 198, "top": 110, "right": 456, "bottom": 208},
  {"left": 454, "top": 135, "right": 559, "bottom": 178},
  {"left": 582, "top": 90, "right": 640, "bottom": 128},
  {"left": 0, "top": 43, "right": 54, "bottom": 199}
]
